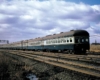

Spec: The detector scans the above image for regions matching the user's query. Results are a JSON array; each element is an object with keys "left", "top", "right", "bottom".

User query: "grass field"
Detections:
[{"left": 90, "top": 45, "right": 100, "bottom": 52}]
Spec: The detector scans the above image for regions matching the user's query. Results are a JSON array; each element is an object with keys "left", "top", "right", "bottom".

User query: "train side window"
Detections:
[
  {"left": 58, "top": 40, "right": 60, "bottom": 43},
  {"left": 75, "top": 38, "right": 80, "bottom": 43},
  {"left": 55, "top": 40, "right": 57, "bottom": 43},
  {"left": 67, "top": 40, "right": 69, "bottom": 42},
  {"left": 82, "top": 39, "right": 84, "bottom": 42},
  {"left": 78, "top": 39, "right": 80, "bottom": 43},
  {"left": 54, "top": 40, "right": 56, "bottom": 43},
  {"left": 53, "top": 40, "right": 55, "bottom": 43},
  {"left": 63, "top": 40, "right": 66, "bottom": 43},
  {"left": 86, "top": 39, "right": 88, "bottom": 42},
  {"left": 70, "top": 38, "right": 72, "bottom": 42},
  {"left": 52, "top": 40, "right": 54, "bottom": 43}
]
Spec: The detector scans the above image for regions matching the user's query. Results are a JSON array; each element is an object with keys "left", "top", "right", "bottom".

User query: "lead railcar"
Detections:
[{"left": 38, "top": 30, "right": 90, "bottom": 54}]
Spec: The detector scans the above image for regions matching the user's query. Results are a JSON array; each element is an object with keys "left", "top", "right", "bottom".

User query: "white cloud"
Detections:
[{"left": 0, "top": 0, "right": 100, "bottom": 43}]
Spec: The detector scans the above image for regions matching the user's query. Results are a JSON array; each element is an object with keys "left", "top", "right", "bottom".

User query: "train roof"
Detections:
[
  {"left": 42, "top": 30, "right": 89, "bottom": 40},
  {"left": 10, "top": 30, "right": 89, "bottom": 43},
  {"left": 68, "top": 30, "right": 89, "bottom": 36}
]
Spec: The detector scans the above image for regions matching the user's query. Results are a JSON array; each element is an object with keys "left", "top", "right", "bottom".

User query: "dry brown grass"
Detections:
[
  {"left": 0, "top": 52, "right": 27, "bottom": 80},
  {"left": 90, "top": 45, "right": 100, "bottom": 52}
]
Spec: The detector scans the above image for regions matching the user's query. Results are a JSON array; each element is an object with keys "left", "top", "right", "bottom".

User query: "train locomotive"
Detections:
[{"left": 0, "top": 30, "right": 90, "bottom": 54}]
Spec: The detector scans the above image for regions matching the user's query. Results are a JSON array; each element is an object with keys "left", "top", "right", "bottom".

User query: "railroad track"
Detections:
[
  {"left": 0, "top": 50, "right": 100, "bottom": 78},
  {"left": 9, "top": 50, "right": 100, "bottom": 63}
]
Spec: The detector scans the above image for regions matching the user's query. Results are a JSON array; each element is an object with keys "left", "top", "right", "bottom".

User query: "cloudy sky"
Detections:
[{"left": 0, "top": 0, "right": 100, "bottom": 43}]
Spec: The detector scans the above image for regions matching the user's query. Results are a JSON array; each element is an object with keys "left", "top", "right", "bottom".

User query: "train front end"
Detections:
[{"left": 73, "top": 30, "right": 90, "bottom": 54}]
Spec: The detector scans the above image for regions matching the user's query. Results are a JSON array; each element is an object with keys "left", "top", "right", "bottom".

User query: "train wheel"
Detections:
[
  {"left": 70, "top": 50, "right": 73, "bottom": 54},
  {"left": 83, "top": 50, "right": 86, "bottom": 55},
  {"left": 81, "top": 49, "right": 86, "bottom": 54},
  {"left": 46, "top": 49, "right": 50, "bottom": 52},
  {"left": 72, "top": 50, "right": 76, "bottom": 54},
  {"left": 68, "top": 50, "right": 70, "bottom": 54},
  {"left": 58, "top": 50, "right": 62, "bottom": 53},
  {"left": 66, "top": 50, "right": 69, "bottom": 54}
]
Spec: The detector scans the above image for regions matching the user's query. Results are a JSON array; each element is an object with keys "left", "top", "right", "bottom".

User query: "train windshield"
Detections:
[{"left": 75, "top": 37, "right": 89, "bottom": 43}]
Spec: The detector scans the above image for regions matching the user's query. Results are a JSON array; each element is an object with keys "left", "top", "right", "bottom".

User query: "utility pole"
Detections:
[{"left": 95, "top": 40, "right": 97, "bottom": 45}]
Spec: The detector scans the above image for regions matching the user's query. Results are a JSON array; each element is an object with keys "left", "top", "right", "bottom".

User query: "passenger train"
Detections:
[{"left": 0, "top": 30, "right": 90, "bottom": 54}]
